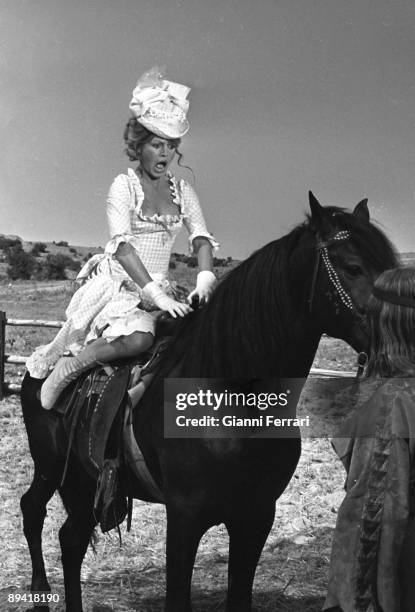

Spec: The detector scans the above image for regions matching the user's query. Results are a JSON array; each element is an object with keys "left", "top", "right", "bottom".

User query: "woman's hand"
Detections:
[
  {"left": 187, "top": 270, "right": 217, "bottom": 305},
  {"left": 143, "top": 281, "right": 192, "bottom": 318}
]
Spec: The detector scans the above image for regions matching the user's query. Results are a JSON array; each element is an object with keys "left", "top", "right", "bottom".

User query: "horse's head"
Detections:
[
  {"left": 156, "top": 192, "right": 399, "bottom": 379},
  {"left": 303, "top": 191, "right": 399, "bottom": 352}
]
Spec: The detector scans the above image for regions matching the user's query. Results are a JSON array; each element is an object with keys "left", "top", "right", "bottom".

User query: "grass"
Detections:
[
  {"left": 0, "top": 392, "right": 344, "bottom": 611},
  {"left": 0, "top": 279, "right": 355, "bottom": 611}
]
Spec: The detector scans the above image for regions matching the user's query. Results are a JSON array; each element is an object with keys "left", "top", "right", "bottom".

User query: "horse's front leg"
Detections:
[
  {"left": 165, "top": 503, "right": 208, "bottom": 612},
  {"left": 20, "top": 469, "right": 57, "bottom": 608},
  {"left": 225, "top": 503, "right": 276, "bottom": 612}
]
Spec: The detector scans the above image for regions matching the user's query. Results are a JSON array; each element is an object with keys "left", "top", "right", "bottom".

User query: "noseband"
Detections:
[{"left": 308, "top": 230, "right": 355, "bottom": 314}]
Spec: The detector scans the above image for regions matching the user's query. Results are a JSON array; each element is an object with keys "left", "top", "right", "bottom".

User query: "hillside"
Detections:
[
  {"left": 0, "top": 235, "right": 104, "bottom": 281},
  {"left": 401, "top": 252, "right": 415, "bottom": 266},
  {"left": 0, "top": 234, "right": 238, "bottom": 284},
  {"left": 1, "top": 233, "right": 414, "bottom": 283}
]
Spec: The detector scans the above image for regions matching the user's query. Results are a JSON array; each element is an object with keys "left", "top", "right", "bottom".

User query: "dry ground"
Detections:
[{"left": 0, "top": 280, "right": 357, "bottom": 611}]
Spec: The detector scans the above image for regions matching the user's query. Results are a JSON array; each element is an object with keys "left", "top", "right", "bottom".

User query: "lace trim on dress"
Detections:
[
  {"left": 168, "top": 172, "right": 182, "bottom": 213},
  {"left": 26, "top": 346, "right": 56, "bottom": 378},
  {"left": 187, "top": 231, "right": 220, "bottom": 254},
  {"left": 133, "top": 171, "right": 183, "bottom": 234},
  {"left": 127, "top": 168, "right": 145, "bottom": 215},
  {"left": 126, "top": 168, "right": 182, "bottom": 223}
]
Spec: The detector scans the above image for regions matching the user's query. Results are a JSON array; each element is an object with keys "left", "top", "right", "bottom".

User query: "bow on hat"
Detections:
[{"left": 129, "top": 67, "right": 190, "bottom": 138}]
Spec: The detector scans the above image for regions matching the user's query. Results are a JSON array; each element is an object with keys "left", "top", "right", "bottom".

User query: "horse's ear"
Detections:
[
  {"left": 309, "top": 191, "right": 325, "bottom": 223},
  {"left": 353, "top": 199, "right": 370, "bottom": 223}
]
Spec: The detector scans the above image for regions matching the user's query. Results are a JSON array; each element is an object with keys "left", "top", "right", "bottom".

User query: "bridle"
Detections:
[
  {"left": 308, "top": 229, "right": 355, "bottom": 314},
  {"left": 308, "top": 227, "right": 370, "bottom": 378}
]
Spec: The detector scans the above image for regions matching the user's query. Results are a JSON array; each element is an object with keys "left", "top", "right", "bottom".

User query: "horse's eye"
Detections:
[{"left": 344, "top": 264, "right": 363, "bottom": 277}]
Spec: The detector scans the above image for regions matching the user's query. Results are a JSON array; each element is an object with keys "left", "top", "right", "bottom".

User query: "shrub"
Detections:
[
  {"left": 43, "top": 254, "right": 67, "bottom": 279},
  {"left": 186, "top": 256, "right": 198, "bottom": 268},
  {"left": 55, "top": 240, "right": 68, "bottom": 247},
  {"left": 0, "top": 237, "right": 22, "bottom": 251},
  {"left": 172, "top": 252, "right": 187, "bottom": 263},
  {"left": 31, "top": 242, "right": 48, "bottom": 256},
  {"left": 169, "top": 260, "right": 177, "bottom": 270},
  {"left": 40, "top": 253, "right": 81, "bottom": 280},
  {"left": 213, "top": 257, "right": 228, "bottom": 267},
  {"left": 6, "top": 244, "right": 38, "bottom": 280}
]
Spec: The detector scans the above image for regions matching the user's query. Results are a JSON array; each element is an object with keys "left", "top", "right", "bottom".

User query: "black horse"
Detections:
[{"left": 20, "top": 193, "right": 399, "bottom": 611}]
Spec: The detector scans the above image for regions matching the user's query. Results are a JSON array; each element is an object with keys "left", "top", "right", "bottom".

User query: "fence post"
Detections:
[{"left": 0, "top": 311, "right": 6, "bottom": 400}]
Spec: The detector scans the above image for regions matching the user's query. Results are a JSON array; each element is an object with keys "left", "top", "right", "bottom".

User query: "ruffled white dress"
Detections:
[{"left": 26, "top": 169, "right": 218, "bottom": 379}]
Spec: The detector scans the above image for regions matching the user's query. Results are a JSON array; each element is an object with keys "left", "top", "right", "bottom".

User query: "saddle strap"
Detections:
[
  {"left": 93, "top": 456, "right": 128, "bottom": 533},
  {"left": 123, "top": 403, "right": 165, "bottom": 503},
  {"left": 60, "top": 373, "right": 92, "bottom": 487}
]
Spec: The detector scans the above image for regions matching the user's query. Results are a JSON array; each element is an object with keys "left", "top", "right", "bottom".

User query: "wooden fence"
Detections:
[
  {"left": 0, "top": 311, "right": 63, "bottom": 398},
  {"left": 0, "top": 310, "right": 356, "bottom": 398}
]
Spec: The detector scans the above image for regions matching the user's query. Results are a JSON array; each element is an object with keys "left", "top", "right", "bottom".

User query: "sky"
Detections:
[{"left": 1, "top": 0, "right": 415, "bottom": 258}]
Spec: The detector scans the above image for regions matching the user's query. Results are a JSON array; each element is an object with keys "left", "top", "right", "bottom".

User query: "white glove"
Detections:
[
  {"left": 187, "top": 271, "right": 217, "bottom": 305},
  {"left": 142, "top": 281, "right": 191, "bottom": 318}
]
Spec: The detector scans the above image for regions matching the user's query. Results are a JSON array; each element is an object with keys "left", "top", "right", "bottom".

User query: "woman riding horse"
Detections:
[
  {"left": 20, "top": 193, "right": 399, "bottom": 611},
  {"left": 26, "top": 67, "right": 218, "bottom": 410}
]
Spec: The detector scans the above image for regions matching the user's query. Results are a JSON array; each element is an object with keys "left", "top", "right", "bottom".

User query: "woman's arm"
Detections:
[
  {"left": 115, "top": 241, "right": 152, "bottom": 287},
  {"left": 105, "top": 177, "right": 152, "bottom": 287},
  {"left": 115, "top": 242, "right": 190, "bottom": 318},
  {"left": 193, "top": 236, "right": 214, "bottom": 272},
  {"left": 180, "top": 182, "right": 219, "bottom": 305},
  {"left": 188, "top": 237, "right": 216, "bottom": 305}
]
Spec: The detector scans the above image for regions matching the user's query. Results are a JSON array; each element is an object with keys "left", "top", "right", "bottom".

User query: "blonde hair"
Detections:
[
  {"left": 367, "top": 267, "right": 415, "bottom": 376},
  {"left": 123, "top": 118, "right": 180, "bottom": 162}
]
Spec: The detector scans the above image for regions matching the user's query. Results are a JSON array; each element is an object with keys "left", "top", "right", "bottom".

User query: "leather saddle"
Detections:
[{"left": 55, "top": 314, "right": 175, "bottom": 531}]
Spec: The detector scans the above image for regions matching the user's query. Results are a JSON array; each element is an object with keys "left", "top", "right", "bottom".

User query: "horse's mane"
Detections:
[
  {"left": 157, "top": 206, "right": 399, "bottom": 379},
  {"left": 159, "top": 231, "right": 299, "bottom": 378}
]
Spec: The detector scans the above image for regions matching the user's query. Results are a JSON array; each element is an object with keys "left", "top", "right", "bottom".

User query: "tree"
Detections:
[
  {"left": 6, "top": 244, "right": 38, "bottom": 280},
  {"left": 42, "top": 253, "right": 81, "bottom": 280},
  {"left": 0, "top": 236, "right": 22, "bottom": 251}
]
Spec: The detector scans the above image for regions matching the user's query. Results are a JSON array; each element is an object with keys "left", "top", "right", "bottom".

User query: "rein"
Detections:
[{"left": 308, "top": 230, "right": 355, "bottom": 314}]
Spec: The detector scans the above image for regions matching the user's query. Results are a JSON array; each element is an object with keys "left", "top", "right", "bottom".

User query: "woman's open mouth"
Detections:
[{"left": 154, "top": 162, "right": 167, "bottom": 172}]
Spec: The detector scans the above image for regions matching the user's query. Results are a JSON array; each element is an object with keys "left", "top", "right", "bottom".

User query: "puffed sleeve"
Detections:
[
  {"left": 180, "top": 180, "right": 219, "bottom": 254},
  {"left": 104, "top": 174, "right": 136, "bottom": 255}
]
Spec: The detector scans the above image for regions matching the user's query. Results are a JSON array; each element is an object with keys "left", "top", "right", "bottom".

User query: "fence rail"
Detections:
[
  {"left": 0, "top": 311, "right": 63, "bottom": 398},
  {"left": 0, "top": 310, "right": 357, "bottom": 397},
  {"left": 6, "top": 318, "right": 64, "bottom": 328}
]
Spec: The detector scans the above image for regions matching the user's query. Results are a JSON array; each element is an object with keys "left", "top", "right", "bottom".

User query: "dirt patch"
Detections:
[{"left": 0, "top": 390, "right": 344, "bottom": 611}]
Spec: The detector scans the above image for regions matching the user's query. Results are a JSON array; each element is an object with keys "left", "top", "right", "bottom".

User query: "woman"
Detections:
[
  {"left": 324, "top": 267, "right": 415, "bottom": 612},
  {"left": 26, "top": 68, "right": 219, "bottom": 410}
]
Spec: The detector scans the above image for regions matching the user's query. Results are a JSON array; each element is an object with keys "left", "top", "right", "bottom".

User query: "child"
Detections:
[{"left": 324, "top": 267, "right": 415, "bottom": 612}]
